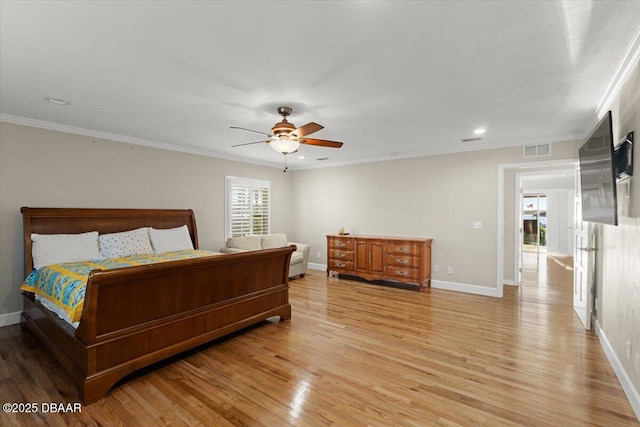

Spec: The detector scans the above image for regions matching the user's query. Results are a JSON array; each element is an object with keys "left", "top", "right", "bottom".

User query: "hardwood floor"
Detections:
[{"left": 1, "top": 257, "right": 638, "bottom": 426}]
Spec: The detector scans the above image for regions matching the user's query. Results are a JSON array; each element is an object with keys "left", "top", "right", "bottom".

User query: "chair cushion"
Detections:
[
  {"left": 290, "top": 251, "right": 304, "bottom": 265},
  {"left": 226, "top": 235, "right": 262, "bottom": 251},
  {"left": 261, "top": 233, "right": 287, "bottom": 249}
]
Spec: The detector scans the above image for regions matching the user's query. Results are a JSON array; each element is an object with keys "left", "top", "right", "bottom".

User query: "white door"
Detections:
[{"left": 573, "top": 188, "right": 592, "bottom": 330}]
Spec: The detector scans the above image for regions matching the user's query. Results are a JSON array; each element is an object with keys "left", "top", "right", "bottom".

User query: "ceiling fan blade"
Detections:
[
  {"left": 289, "top": 122, "right": 324, "bottom": 138},
  {"left": 300, "top": 138, "right": 343, "bottom": 148},
  {"left": 231, "top": 140, "right": 269, "bottom": 148},
  {"left": 230, "top": 126, "right": 273, "bottom": 137}
]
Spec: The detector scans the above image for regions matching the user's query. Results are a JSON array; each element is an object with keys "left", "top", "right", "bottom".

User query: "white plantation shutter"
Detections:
[{"left": 225, "top": 177, "right": 271, "bottom": 238}]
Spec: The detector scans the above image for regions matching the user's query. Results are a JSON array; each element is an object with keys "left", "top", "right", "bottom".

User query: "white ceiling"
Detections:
[{"left": 1, "top": 1, "right": 640, "bottom": 170}]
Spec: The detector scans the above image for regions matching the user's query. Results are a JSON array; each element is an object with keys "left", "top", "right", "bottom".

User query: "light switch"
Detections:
[{"left": 473, "top": 221, "right": 482, "bottom": 229}]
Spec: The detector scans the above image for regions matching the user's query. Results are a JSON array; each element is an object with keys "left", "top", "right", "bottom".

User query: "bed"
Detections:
[{"left": 19, "top": 207, "right": 294, "bottom": 404}]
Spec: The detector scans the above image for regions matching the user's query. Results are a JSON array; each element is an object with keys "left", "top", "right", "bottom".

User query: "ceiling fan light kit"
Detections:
[
  {"left": 231, "top": 106, "right": 344, "bottom": 156},
  {"left": 269, "top": 138, "right": 300, "bottom": 154}
]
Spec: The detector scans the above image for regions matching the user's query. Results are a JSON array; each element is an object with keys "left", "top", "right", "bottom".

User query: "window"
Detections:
[{"left": 225, "top": 177, "right": 271, "bottom": 238}]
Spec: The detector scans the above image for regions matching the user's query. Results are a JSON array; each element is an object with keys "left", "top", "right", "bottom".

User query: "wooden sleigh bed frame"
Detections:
[{"left": 20, "top": 207, "right": 294, "bottom": 404}]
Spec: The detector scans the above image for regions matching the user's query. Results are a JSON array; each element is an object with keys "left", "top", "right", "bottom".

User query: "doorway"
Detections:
[
  {"left": 514, "top": 170, "right": 576, "bottom": 286},
  {"left": 522, "top": 194, "right": 547, "bottom": 254}
]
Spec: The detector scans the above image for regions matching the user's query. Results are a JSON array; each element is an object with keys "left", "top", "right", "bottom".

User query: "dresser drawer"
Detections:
[
  {"left": 386, "top": 266, "right": 419, "bottom": 280},
  {"left": 329, "top": 237, "right": 353, "bottom": 250},
  {"left": 329, "top": 260, "right": 354, "bottom": 271},
  {"left": 385, "top": 254, "right": 420, "bottom": 268},
  {"left": 386, "top": 242, "right": 420, "bottom": 256},
  {"left": 329, "top": 249, "right": 354, "bottom": 261}
]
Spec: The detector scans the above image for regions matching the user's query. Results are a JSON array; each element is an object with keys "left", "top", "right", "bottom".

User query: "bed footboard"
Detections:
[{"left": 22, "top": 246, "right": 294, "bottom": 404}]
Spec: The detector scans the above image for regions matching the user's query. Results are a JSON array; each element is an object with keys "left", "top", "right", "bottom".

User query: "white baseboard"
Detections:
[
  {"left": 0, "top": 311, "right": 21, "bottom": 327},
  {"left": 595, "top": 320, "right": 640, "bottom": 421},
  {"left": 308, "top": 262, "right": 327, "bottom": 271},
  {"left": 312, "top": 265, "right": 500, "bottom": 298},
  {"left": 432, "top": 280, "right": 500, "bottom": 297},
  {"left": 503, "top": 280, "right": 519, "bottom": 286}
]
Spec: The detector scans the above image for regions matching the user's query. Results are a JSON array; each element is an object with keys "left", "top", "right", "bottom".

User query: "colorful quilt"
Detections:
[{"left": 21, "top": 250, "right": 220, "bottom": 323}]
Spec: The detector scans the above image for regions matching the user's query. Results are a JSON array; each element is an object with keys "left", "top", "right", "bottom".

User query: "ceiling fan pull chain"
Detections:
[{"left": 283, "top": 153, "right": 288, "bottom": 173}]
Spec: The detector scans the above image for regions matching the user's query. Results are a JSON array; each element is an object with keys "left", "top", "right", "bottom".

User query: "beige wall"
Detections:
[
  {"left": 290, "top": 141, "right": 578, "bottom": 292},
  {"left": 598, "top": 58, "right": 640, "bottom": 392},
  {"left": 0, "top": 123, "right": 292, "bottom": 317}
]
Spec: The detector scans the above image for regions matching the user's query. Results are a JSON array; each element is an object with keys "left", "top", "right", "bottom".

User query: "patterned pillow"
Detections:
[{"left": 99, "top": 227, "right": 154, "bottom": 259}]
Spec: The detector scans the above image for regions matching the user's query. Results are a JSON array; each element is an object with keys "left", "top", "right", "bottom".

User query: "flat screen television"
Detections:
[{"left": 578, "top": 110, "right": 618, "bottom": 226}]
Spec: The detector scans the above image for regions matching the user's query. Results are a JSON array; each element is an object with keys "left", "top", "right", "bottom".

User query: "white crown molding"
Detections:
[
  {"left": 1, "top": 113, "right": 581, "bottom": 173},
  {"left": 0, "top": 114, "right": 279, "bottom": 170},
  {"left": 292, "top": 135, "right": 580, "bottom": 172},
  {"left": 596, "top": 27, "right": 640, "bottom": 119}
]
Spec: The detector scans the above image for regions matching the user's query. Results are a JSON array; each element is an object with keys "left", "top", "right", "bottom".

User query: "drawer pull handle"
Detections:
[
  {"left": 336, "top": 262, "right": 346, "bottom": 268},
  {"left": 336, "top": 252, "right": 346, "bottom": 258},
  {"left": 396, "top": 258, "right": 408, "bottom": 264},
  {"left": 398, "top": 247, "right": 408, "bottom": 252},
  {"left": 336, "top": 242, "right": 346, "bottom": 247},
  {"left": 396, "top": 270, "right": 409, "bottom": 276}
]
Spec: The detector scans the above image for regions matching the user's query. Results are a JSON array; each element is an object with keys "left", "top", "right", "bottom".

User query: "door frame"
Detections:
[{"left": 497, "top": 159, "right": 578, "bottom": 296}]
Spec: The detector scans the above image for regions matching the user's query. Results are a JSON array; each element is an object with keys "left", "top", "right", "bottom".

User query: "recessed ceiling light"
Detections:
[
  {"left": 45, "top": 97, "right": 72, "bottom": 106},
  {"left": 473, "top": 128, "right": 486, "bottom": 135},
  {"left": 298, "top": 156, "right": 306, "bottom": 159}
]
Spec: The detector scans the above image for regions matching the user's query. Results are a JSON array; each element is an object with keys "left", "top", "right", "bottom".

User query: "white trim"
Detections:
[
  {"left": 0, "top": 311, "right": 22, "bottom": 327},
  {"left": 596, "top": 27, "right": 640, "bottom": 119},
  {"left": 1, "top": 113, "right": 583, "bottom": 172},
  {"left": 595, "top": 320, "right": 640, "bottom": 421},
  {"left": 431, "top": 280, "right": 500, "bottom": 298},
  {"left": 523, "top": 187, "right": 575, "bottom": 194},
  {"left": 0, "top": 114, "right": 279, "bottom": 169},
  {"left": 497, "top": 164, "right": 505, "bottom": 298},
  {"left": 308, "top": 262, "right": 326, "bottom": 271},
  {"left": 317, "top": 264, "right": 500, "bottom": 297},
  {"left": 503, "top": 280, "right": 518, "bottom": 286},
  {"left": 514, "top": 174, "right": 522, "bottom": 285}
]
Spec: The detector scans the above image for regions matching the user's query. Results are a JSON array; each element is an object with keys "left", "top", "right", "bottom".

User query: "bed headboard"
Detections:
[{"left": 21, "top": 207, "right": 199, "bottom": 276}]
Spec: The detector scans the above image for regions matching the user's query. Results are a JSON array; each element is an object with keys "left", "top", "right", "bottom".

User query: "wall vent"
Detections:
[
  {"left": 523, "top": 143, "right": 551, "bottom": 158},
  {"left": 316, "top": 157, "right": 329, "bottom": 161},
  {"left": 461, "top": 137, "right": 483, "bottom": 143}
]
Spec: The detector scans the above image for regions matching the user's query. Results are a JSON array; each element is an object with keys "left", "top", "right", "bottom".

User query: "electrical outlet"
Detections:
[
  {"left": 317, "top": 252, "right": 321, "bottom": 258},
  {"left": 627, "top": 340, "right": 632, "bottom": 360},
  {"left": 434, "top": 265, "right": 439, "bottom": 273},
  {"left": 635, "top": 353, "right": 640, "bottom": 374},
  {"left": 447, "top": 266, "right": 453, "bottom": 274}
]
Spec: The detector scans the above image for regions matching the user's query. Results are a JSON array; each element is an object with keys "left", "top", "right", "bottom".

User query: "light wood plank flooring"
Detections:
[{"left": 1, "top": 255, "right": 637, "bottom": 426}]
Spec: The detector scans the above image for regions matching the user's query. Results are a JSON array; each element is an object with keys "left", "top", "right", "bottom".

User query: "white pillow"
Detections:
[
  {"left": 31, "top": 231, "right": 101, "bottom": 270},
  {"left": 226, "top": 235, "right": 262, "bottom": 251},
  {"left": 149, "top": 225, "right": 194, "bottom": 254},
  {"left": 261, "top": 233, "right": 288, "bottom": 249},
  {"left": 99, "top": 227, "right": 154, "bottom": 259}
]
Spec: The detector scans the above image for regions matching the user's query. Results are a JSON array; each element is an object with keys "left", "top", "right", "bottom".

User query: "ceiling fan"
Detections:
[{"left": 230, "top": 106, "right": 344, "bottom": 155}]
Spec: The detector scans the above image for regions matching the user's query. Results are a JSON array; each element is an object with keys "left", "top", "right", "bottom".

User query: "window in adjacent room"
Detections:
[{"left": 225, "top": 176, "right": 271, "bottom": 238}]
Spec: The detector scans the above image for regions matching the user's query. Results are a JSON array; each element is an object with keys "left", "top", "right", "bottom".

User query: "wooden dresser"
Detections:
[{"left": 327, "top": 235, "right": 432, "bottom": 290}]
